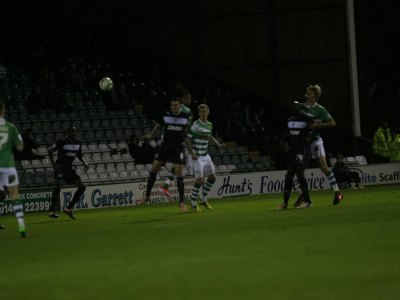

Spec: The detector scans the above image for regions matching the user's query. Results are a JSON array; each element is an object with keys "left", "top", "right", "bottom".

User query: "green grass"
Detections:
[{"left": 1, "top": 185, "right": 400, "bottom": 300}]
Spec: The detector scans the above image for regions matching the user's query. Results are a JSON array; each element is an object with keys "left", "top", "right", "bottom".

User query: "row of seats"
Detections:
[
  {"left": 13, "top": 117, "right": 148, "bottom": 132},
  {"left": 28, "top": 128, "right": 150, "bottom": 145},
  {"left": 329, "top": 155, "right": 368, "bottom": 167},
  {"left": 19, "top": 163, "right": 239, "bottom": 187}
]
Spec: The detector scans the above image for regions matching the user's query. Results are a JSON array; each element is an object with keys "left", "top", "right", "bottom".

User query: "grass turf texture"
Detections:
[{"left": 1, "top": 185, "right": 400, "bottom": 300}]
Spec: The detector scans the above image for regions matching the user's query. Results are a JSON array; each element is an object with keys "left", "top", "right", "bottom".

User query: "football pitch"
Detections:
[{"left": 1, "top": 185, "right": 400, "bottom": 300}]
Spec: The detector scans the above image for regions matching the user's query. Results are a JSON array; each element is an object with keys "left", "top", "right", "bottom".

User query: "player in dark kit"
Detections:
[
  {"left": 48, "top": 126, "right": 89, "bottom": 219},
  {"left": 136, "top": 97, "right": 193, "bottom": 212},
  {"left": 278, "top": 102, "right": 315, "bottom": 210}
]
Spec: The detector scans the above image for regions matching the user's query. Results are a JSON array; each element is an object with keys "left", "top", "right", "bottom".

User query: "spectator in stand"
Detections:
[
  {"left": 388, "top": 127, "right": 400, "bottom": 162},
  {"left": 44, "top": 82, "right": 65, "bottom": 113},
  {"left": 332, "top": 154, "right": 364, "bottom": 189},
  {"left": 372, "top": 121, "right": 391, "bottom": 163},
  {"left": 138, "top": 138, "right": 155, "bottom": 164},
  {"left": 25, "top": 85, "right": 46, "bottom": 114},
  {"left": 14, "top": 129, "right": 45, "bottom": 161},
  {"left": 127, "top": 134, "right": 141, "bottom": 164},
  {"left": 115, "top": 81, "right": 130, "bottom": 110}
]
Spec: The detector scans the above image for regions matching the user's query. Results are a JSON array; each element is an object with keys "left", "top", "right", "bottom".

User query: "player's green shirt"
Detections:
[
  {"left": 300, "top": 102, "right": 333, "bottom": 141},
  {"left": 0, "top": 118, "right": 23, "bottom": 168},
  {"left": 188, "top": 119, "right": 213, "bottom": 156},
  {"left": 180, "top": 104, "right": 193, "bottom": 125}
]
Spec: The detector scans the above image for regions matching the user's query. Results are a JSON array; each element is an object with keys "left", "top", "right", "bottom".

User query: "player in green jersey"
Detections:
[
  {"left": 188, "top": 104, "right": 225, "bottom": 211},
  {"left": 300, "top": 85, "right": 343, "bottom": 205},
  {"left": 0, "top": 102, "right": 27, "bottom": 237}
]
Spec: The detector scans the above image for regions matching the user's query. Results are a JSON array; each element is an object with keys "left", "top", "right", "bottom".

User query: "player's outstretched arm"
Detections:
[{"left": 143, "top": 123, "right": 161, "bottom": 139}]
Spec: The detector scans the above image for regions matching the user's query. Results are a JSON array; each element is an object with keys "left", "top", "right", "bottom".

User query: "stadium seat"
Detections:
[
  {"left": 117, "top": 141, "right": 128, "bottom": 150},
  {"left": 54, "top": 132, "right": 65, "bottom": 140},
  {"left": 82, "top": 119, "right": 92, "bottom": 128},
  {"left": 88, "top": 173, "right": 101, "bottom": 183},
  {"left": 80, "top": 144, "right": 89, "bottom": 153},
  {"left": 102, "top": 152, "right": 113, "bottom": 162},
  {"left": 236, "top": 145, "right": 248, "bottom": 153},
  {"left": 95, "top": 130, "right": 105, "bottom": 141},
  {"left": 111, "top": 119, "right": 121, "bottom": 128},
  {"left": 226, "top": 145, "right": 238, "bottom": 154},
  {"left": 105, "top": 130, "right": 114, "bottom": 140},
  {"left": 124, "top": 128, "right": 133, "bottom": 139},
  {"left": 92, "top": 153, "right": 102, "bottom": 163},
  {"left": 21, "top": 160, "right": 32, "bottom": 169},
  {"left": 217, "top": 165, "right": 229, "bottom": 174},
  {"left": 98, "top": 143, "right": 109, "bottom": 152},
  {"left": 31, "top": 159, "right": 42, "bottom": 167},
  {"left": 106, "top": 163, "right": 116, "bottom": 172},
  {"left": 119, "top": 171, "right": 130, "bottom": 180},
  {"left": 109, "top": 171, "right": 120, "bottom": 181},
  {"left": 83, "top": 153, "right": 92, "bottom": 163},
  {"left": 212, "top": 156, "right": 223, "bottom": 165},
  {"left": 139, "top": 169, "right": 149, "bottom": 178},
  {"left": 355, "top": 155, "right": 368, "bottom": 165},
  {"left": 96, "top": 164, "right": 106, "bottom": 173},
  {"left": 235, "top": 163, "right": 248, "bottom": 172},
  {"left": 120, "top": 118, "right": 130, "bottom": 128},
  {"left": 92, "top": 119, "right": 101, "bottom": 128},
  {"left": 129, "top": 170, "right": 142, "bottom": 181},
  {"left": 122, "top": 153, "right": 134, "bottom": 163},
  {"left": 116, "top": 163, "right": 126, "bottom": 172},
  {"left": 241, "top": 154, "right": 249, "bottom": 163},
  {"left": 41, "top": 157, "right": 51, "bottom": 167},
  {"left": 42, "top": 122, "right": 52, "bottom": 132},
  {"left": 80, "top": 173, "right": 89, "bottom": 183},
  {"left": 222, "top": 155, "right": 233, "bottom": 165},
  {"left": 111, "top": 153, "right": 123, "bottom": 162},
  {"left": 126, "top": 162, "right": 136, "bottom": 171},
  {"left": 231, "top": 155, "right": 241, "bottom": 164},
  {"left": 135, "top": 164, "right": 146, "bottom": 171},
  {"left": 85, "top": 131, "right": 96, "bottom": 141},
  {"left": 88, "top": 143, "right": 99, "bottom": 152},
  {"left": 99, "top": 172, "right": 110, "bottom": 182},
  {"left": 345, "top": 156, "right": 358, "bottom": 166},
  {"left": 226, "top": 164, "right": 238, "bottom": 172}
]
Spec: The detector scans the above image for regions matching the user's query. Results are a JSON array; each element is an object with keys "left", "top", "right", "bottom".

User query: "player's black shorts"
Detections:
[
  {"left": 287, "top": 150, "right": 310, "bottom": 168},
  {"left": 154, "top": 143, "right": 186, "bottom": 165},
  {"left": 54, "top": 168, "right": 81, "bottom": 184}
]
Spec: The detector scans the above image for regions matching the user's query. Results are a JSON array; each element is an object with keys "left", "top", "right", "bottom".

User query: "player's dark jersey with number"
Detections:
[
  {"left": 154, "top": 110, "right": 190, "bottom": 164},
  {"left": 286, "top": 110, "right": 315, "bottom": 166},
  {"left": 49, "top": 138, "right": 83, "bottom": 182}
]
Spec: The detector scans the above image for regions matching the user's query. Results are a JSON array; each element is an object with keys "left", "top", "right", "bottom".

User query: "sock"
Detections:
[
  {"left": 13, "top": 200, "right": 25, "bottom": 231},
  {"left": 67, "top": 186, "right": 86, "bottom": 209},
  {"left": 190, "top": 183, "right": 202, "bottom": 207},
  {"left": 298, "top": 177, "right": 311, "bottom": 203},
  {"left": 201, "top": 180, "right": 215, "bottom": 203},
  {"left": 163, "top": 177, "right": 173, "bottom": 190},
  {"left": 177, "top": 177, "right": 184, "bottom": 203},
  {"left": 0, "top": 190, "right": 5, "bottom": 212},
  {"left": 326, "top": 170, "right": 339, "bottom": 192},
  {"left": 146, "top": 172, "right": 157, "bottom": 197},
  {"left": 283, "top": 172, "right": 294, "bottom": 205},
  {"left": 50, "top": 187, "right": 61, "bottom": 212}
]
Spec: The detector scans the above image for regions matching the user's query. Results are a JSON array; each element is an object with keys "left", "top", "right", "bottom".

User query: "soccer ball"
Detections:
[{"left": 99, "top": 77, "right": 113, "bottom": 91}]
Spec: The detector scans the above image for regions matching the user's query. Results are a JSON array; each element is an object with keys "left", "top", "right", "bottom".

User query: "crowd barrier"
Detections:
[{"left": 2, "top": 163, "right": 399, "bottom": 214}]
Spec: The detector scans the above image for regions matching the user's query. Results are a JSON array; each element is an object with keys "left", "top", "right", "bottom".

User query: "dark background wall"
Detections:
[{"left": 1, "top": 0, "right": 398, "bottom": 142}]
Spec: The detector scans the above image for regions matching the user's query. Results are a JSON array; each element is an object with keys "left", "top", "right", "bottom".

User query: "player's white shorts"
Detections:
[
  {"left": 0, "top": 167, "right": 20, "bottom": 188},
  {"left": 310, "top": 138, "right": 326, "bottom": 158},
  {"left": 190, "top": 154, "right": 215, "bottom": 178}
]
